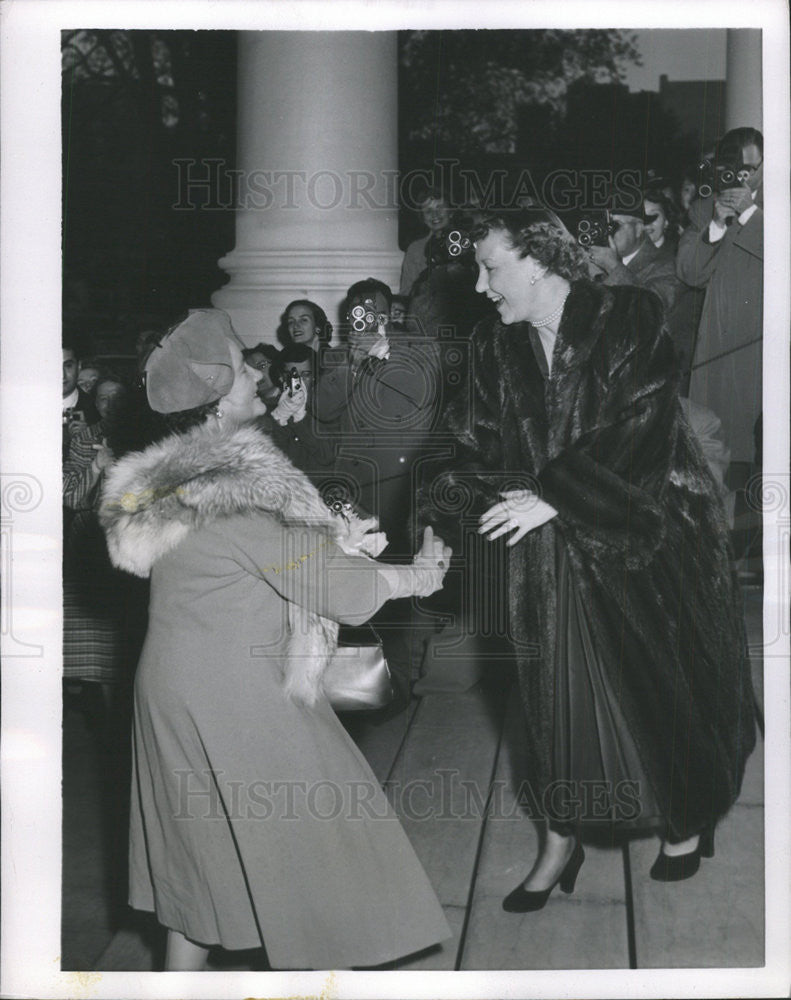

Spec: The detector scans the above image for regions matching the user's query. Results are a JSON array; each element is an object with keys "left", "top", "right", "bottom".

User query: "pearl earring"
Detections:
[
  {"left": 213, "top": 405, "right": 224, "bottom": 419},
  {"left": 530, "top": 273, "right": 537, "bottom": 286}
]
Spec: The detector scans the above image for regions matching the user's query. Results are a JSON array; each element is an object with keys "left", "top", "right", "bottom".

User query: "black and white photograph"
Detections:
[{"left": 1, "top": 1, "right": 789, "bottom": 997}]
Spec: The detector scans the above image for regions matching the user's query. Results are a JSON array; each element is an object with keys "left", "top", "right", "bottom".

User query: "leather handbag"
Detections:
[{"left": 323, "top": 625, "right": 393, "bottom": 712}]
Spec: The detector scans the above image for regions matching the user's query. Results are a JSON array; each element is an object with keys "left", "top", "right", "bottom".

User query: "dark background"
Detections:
[{"left": 62, "top": 29, "right": 704, "bottom": 357}]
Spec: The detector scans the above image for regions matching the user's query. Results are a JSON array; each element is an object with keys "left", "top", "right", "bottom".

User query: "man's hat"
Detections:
[{"left": 144, "top": 309, "right": 237, "bottom": 413}]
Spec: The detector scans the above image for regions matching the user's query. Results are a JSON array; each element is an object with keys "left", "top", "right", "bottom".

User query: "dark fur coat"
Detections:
[{"left": 419, "top": 279, "right": 756, "bottom": 836}]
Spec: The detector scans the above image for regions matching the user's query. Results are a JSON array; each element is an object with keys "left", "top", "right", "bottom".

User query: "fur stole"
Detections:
[{"left": 100, "top": 421, "right": 361, "bottom": 706}]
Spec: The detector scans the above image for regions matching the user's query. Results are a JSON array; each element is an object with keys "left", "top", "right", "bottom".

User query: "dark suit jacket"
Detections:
[
  {"left": 315, "top": 336, "right": 441, "bottom": 553},
  {"left": 603, "top": 237, "right": 680, "bottom": 314}
]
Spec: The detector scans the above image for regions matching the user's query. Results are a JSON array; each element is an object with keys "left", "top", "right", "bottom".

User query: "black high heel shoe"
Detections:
[
  {"left": 649, "top": 827, "right": 715, "bottom": 882},
  {"left": 502, "top": 841, "right": 585, "bottom": 913}
]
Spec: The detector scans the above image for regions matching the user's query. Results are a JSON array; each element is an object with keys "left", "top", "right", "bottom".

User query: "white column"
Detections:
[
  {"left": 725, "top": 29, "right": 762, "bottom": 131},
  {"left": 212, "top": 31, "right": 403, "bottom": 344}
]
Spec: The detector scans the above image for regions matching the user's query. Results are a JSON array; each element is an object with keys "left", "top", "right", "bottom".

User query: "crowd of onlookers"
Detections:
[{"left": 62, "top": 123, "right": 763, "bottom": 728}]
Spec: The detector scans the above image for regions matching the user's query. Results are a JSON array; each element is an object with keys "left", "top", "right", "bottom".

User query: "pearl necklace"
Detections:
[{"left": 533, "top": 291, "right": 570, "bottom": 329}]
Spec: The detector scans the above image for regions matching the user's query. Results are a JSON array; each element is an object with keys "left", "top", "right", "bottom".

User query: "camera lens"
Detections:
[
  {"left": 578, "top": 219, "right": 591, "bottom": 232},
  {"left": 448, "top": 243, "right": 461, "bottom": 256}
]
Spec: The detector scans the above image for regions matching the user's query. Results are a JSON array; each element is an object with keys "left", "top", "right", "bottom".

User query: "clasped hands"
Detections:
[{"left": 479, "top": 489, "right": 558, "bottom": 546}]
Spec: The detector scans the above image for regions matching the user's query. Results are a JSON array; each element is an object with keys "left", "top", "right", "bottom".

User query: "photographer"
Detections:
[
  {"left": 584, "top": 193, "right": 680, "bottom": 315},
  {"left": 399, "top": 188, "right": 453, "bottom": 296},
  {"left": 318, "top": 277, "right": 441, "bottom": 714},
  {"left": 62, "top": 339, "right": 100, "bottom": 457},
  {"left": 259, "top": 343, "right": 337, "bottom": 490},
  {"left": 676, "top": 127, "right": 763, "bottom": 466},
  {"left": 242, "top": 342, "right": 283, "bottom": 411}
]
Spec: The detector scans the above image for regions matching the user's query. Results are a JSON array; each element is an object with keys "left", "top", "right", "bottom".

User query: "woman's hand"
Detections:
[
  {"left": 414, "top": 525, "right": 451, "bottom": 569},
  {"left": 338, "top": 514, "right": 388, "bottom": 558},
  {"left": 410, "top": 526, "right": 452, "bottom": 596},
  {"left": 479, "top": 489, "right": 558, "bottom": 546}
]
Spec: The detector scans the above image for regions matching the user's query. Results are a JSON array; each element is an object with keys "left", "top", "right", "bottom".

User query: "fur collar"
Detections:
[
  {"left": 100, "top": 421, "right": 354, "bottom": 706},
  {"left": 100, "top": 421, "right": 340, "bottom": 575}
]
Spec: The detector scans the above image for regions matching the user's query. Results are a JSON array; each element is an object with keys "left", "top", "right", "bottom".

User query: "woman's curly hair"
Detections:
[{"left": 471, "top": 207, "right": 590, "bottom": 282}]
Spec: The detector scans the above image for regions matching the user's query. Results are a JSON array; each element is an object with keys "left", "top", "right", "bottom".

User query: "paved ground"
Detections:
[{"left": 61, "top": 586, "right": 764, "bottom": 972}]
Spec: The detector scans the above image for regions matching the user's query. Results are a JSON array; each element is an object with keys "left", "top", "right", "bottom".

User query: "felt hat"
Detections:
[{"left": 144, "top": 309, "right": 237, "bottom": 413}]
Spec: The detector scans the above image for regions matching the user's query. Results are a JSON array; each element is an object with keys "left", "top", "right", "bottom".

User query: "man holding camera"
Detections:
[
  {"left": 585, "top": 192, "right": 680, "bottom": 315},
  {"left": 676, "top": 127, "right": 763, "bottom": 467},
  {"left": 62, "top": 340, "right": 99, "bottom": 459},
  {"left": 316, "top": 277, "right": 442, "bottom": 715}
]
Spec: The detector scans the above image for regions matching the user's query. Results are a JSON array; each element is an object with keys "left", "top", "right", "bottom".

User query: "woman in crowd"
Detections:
[
  {"left": 76, "top": 358, "right": 102, "bottom": 395},
  {"left": 279, "top": 298, "right": 333, "bottom": 353},
  {"left": 242, "top": 342, "right": 283, "bottom": 410},
  {"left": 100, "top": 309, "right": 451, "bottom": 970},
  {"left": 643, "top": 188, "right": 680, "bottom": 251},
  {"left": 420, "top": 207, "right": 755, "bottom": 909}
]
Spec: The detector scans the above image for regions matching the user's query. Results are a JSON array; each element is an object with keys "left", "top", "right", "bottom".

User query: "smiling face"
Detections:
[
  {"left": 474, "top": 229, "right": 537, "bottom": 325},
  {"left": 286, "top": 305, "right": 320, "bottom": 349},
  {"left": 643, "top": 199, "right": 667, "bottom": 246},
  {"left": 95, "top": 380, "right": 123, "bottom": 421},
  {"left": 245, "top": 350, "right": 277, "bottom": 392},
  {"left": 77, "top": 366, "right": 100, "bottom": 393},
  {"left": 420, "top": 197, "right": 451, "bottom": 235},
  {"left": 221, "top": 341, "right": 267, "bottom": 421}
]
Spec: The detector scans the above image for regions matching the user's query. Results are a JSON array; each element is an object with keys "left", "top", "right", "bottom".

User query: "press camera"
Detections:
[
  {"left": 577, "top": 212, "right": 616, "bottom": 248},
  {"left": 696, "top": 158, "right": 753, "bottom": 198},
  {"left": 350, "top": 298, "right": 388, "bottom": 334}
]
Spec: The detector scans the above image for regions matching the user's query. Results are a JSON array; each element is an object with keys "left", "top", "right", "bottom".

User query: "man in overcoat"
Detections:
[{"left": 676, "top": 127, "right": 763, "bottom": 467}]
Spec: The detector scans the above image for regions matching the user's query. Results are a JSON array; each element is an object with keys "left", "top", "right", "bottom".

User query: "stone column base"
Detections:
[{"left": 212, "top": 248, "right": 403, "bottom": 344}]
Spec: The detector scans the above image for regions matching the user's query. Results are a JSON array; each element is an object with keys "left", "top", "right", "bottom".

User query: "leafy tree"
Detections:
[
  {"left": 62, "top": 30, "right": 236, "bottom": 350},
  {"left": 400, "top": 29, "right": 641, "bottom": 157}
]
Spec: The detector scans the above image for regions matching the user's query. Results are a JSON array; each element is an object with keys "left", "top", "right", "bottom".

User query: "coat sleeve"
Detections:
[
  {"left": 604, "top": 255, "right": 679, "bottom": 314},
  {"left": 417, "top": 325, "right": 505, "bottom": 546},
  {"left": 675, "top": 196, "right": 721, "bottom": 287},
  {"left": 224, "top": 513, "right": 391, "bottom": 626},
  {"left": 536, "top": 291, "right": 680, "bottom": 565},
  {"left": 313, "top": 348, "right": 354, "bottom": 425},
  {"left": 63, "top": 426, "right": 103, "bottom": 510}
]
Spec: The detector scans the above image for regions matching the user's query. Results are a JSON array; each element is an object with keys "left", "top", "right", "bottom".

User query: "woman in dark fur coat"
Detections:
[{"left": 419, "top": 208, "right": 756, "bottom": 910}]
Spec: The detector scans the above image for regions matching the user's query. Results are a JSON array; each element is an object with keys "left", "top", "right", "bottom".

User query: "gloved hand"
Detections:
[
  {"left": 271, "top": 383, "right": 308, "bottom": 425},
  {"left": 336, "top": 514, "right": 389, "bottom": 559},
  {"left": 367, "top": 325, "right": 391, "bottom": 360},
  {"left": 378, "top": 526, "right": 452, "bottom": 599}
]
